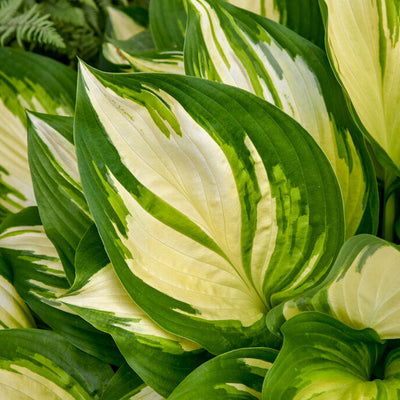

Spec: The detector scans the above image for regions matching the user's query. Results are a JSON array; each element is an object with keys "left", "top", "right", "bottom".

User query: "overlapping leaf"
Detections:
[
  {"left": 61, "top": 225, "right": 211, "bottom": 397},
  {"left": 0, "top": 208, "right": 123, "bottom": 365},
  {"left": 27, "top": 113, "right": 92, "bottom": 282},
  {"left": 121, "top": 51, "right": 185, "bottom": 74},
  {"left": 267, "top": 235, "right": 400, "bottom": 341},
  {"left": 228, "top": 0, "right": 324, "bottom": 47},
  {"left": 148, "top": 0, "right": 324, "bottom": 51},
  {"left": 75, "top": 66, "right": 344, "bottom": 354},
  {"left": 185, "top": 0, "right": 378, "bottom": 237},
  {"left": 101, "top": 363, "right": 164, "bottom": 400},
  {"left": 169, "top": 347, "right": 277, "bottom": 399},
  {"left": 0, "top": 254, "right": 35, "bottom": 330},
  {"left": 0, "top": 48, "right": 76, "bottom": 220},
  {"left": 26, "top": 104, "right": 212, "bottom": 395},
  {"left": 320, "top": 0, "right": 400, "bottom": 175},
  {"left": 263, "top": 312, "right": 400, "bottom": 399},
  {"left": 149, "top": 0, "right": 187, "bottom": 51},
  {"left": 102, "top": 6, "right": 150, "bottom": 70},
  {"left": 0, "top": 329, "right": 113, "bottom": 399}
]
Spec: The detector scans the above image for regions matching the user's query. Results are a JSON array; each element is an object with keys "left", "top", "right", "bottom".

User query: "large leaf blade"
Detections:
[
  {"left": 75, "top": 67, "right": 344, "bottom": 354},
  {"left": 184, "top": 0, "right": 378, "bottom": 237}
]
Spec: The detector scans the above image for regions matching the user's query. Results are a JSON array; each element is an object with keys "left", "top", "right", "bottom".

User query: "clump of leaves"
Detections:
[{"left": 1, "top": 1, "right": 400, "bottom": 399}]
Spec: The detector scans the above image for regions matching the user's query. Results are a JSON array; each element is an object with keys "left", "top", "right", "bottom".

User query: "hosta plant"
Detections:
[{"left": 0, "top": 0, "right": 400, "bottom": 399}]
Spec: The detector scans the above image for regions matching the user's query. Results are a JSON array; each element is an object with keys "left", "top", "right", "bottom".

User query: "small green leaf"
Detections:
[
  {"left": 101, "top": 363, "right": 144, "bottom": 400},
  {"left": 169, "top": 347, "right": 277, "bottom": 399}
]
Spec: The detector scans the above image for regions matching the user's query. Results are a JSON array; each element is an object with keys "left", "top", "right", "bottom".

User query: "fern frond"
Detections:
[
  {"left": 0, "top": 0, "right": 23, "bottom": 23},
  {"left": 0, "top": 3, "right": 65, "bottom": 48}
]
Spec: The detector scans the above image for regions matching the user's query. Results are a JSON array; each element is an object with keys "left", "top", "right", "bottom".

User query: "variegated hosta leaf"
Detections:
[
  {"left": 320, "top": 0, "right": 400, "bottom": 175},
  {"left": 60, "top": 225, "right": 211, "bottom": 397},
  {"left": 0, "top": 48, "right": 76, "bottom": 220},
  {"left": 27, "top": 112, "right": 92, "bottom": 283},
  {"left": 75, "top": 65, "right": 344, "bottom": 354},
  {"left": 121, "top": 50, "right": 185, "bottom": 74},
  {"left": 106, "top": 6, "right": 147, "bottom": 41},
  {"left": 0, "top": 329, "right": 113, "bottom": 400},
  {"left": 0, "top": 254, "right": 35, "bottom": 329},
  {"left": 103, "top": 6, "right": 149, "bottom": 69},
  {"left": 267, "top": 235, "right": 400, "bottom": 341},
  {"left": 104, "top": 39, "right": 184, "bottom": 74},
  {"left": 262, "top": 312, "right": 400, "bottom": 400},
  {"left": 0, "top": 208, "right": 123, "bottom": 366},
  {"left": 103, "top": 32, "right": 157, "bottom": 70},
  {"left": 185, "top": 0, "right": 378, "bottom": 238},
  {"left": 169, "top": 347, "right": 277, "bottom": 399},
  {"left": 148, "top": 0, "right": 324, "bottom": 51},
  {"left": 228, "top": 0, "right": 324, "bottom": 48},
  {"left": 149, "top": 0, "right": 187, "bottom": 50},
  {"left": 102, "top": 362, "right": 166, "bottom": 399}
]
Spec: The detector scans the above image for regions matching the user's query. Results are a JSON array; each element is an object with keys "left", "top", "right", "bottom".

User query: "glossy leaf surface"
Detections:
[{"left": 75, "top": 66, "right": 344, "bottom": 354}]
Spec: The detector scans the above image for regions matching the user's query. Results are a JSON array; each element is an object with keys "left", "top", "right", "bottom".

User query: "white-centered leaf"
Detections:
[
  {"left": 61, "top": 263, "right": 210, "bottom": 397},
  {"left": 185, "top": 0, "right": 378, "bottom": 237},
  {"left": 60, "top": 223, "right": 210, "bottom": 397},
  {"left": 75, "top": 66, "right": 344, "bottom": 354},
  {"left": 267, "top": 235, "right": 400, "bottom": 341},
  {"left": 0, "top": 48, "right": 76, "bottom": 219},
  {"left": 320, "top": 0, "right": 400, "bottom": 174}
]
